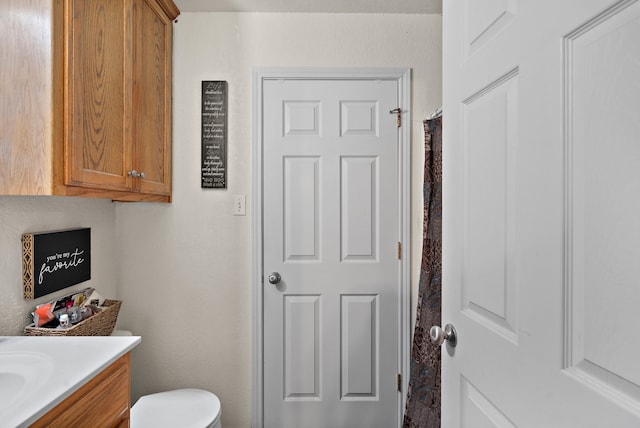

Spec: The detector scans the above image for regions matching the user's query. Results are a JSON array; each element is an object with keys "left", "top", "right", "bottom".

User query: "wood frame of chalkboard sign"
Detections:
[
  {"left": 22, "top": 228, "right": 91, "bottom": 299},
  {"left": 201, "top": 80, "right": 228, "bottom": 189}
]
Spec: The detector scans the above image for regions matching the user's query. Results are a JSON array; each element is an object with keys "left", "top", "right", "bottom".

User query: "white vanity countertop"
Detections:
[{"left": 0, "top": 335, "right": 140, "bottom": 428}]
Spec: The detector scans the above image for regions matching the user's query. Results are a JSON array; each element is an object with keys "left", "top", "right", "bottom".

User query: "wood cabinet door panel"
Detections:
[
  {"left": 32, "top": 354, "right": 131, "bottom": 428},
  {"left": 66, "top": 0, "right": 133, "bottom": 191},
  {"left": 133, "top": 0, "right": 172, "bottom": 195}
]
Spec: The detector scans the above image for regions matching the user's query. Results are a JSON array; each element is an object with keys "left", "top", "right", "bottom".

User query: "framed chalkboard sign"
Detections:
[
  {"left": 22, "top": 228, "right": 91, "bottom": 299},
  {"left": 201, "top": 80, "right": 228, "bottom": 189}
]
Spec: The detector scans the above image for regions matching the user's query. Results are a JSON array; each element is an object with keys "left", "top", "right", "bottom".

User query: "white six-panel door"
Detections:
[
  {"left": 260, "top": 76, "right": 403, "bottom": 428},
  {"left": 443, "top": 0, "right": 640, "bottom": 426}
]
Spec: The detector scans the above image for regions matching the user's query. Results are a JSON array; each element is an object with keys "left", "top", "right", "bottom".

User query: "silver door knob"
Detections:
[
  {"left": 430, "top": 324, "right": 457, "bottom": 347},
  {"left": 268, "top": 272, "right": 281, "bottom": 284}
]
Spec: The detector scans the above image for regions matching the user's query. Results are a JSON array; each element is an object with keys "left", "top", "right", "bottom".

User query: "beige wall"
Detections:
[
  {"left": 115, "top": 12, "right": 441, "bottom": 428},
  {"left": 0, "top": 196, "right": 118, "bottom": 335}
]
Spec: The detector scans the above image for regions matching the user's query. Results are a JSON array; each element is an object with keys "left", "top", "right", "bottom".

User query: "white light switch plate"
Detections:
[{"left": 233, "top": 194, "right": 246, "bottom": 216}]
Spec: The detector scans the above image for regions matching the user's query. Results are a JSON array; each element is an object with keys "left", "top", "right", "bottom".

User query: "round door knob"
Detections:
[
  {"left": 430, "top": 324, "right": 457, "bottom": 347},
  {"left": 268, "top": 272, "right": 281, "bottom": 284}
]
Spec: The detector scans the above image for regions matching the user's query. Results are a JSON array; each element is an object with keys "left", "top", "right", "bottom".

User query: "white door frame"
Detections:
[{"left": 252, "top": 67, "right": 411, "bottom": 428}]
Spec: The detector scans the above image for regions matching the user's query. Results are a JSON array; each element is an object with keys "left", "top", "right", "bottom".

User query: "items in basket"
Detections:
[
  {"left": 31, "top": 287, "right": 105, "bottom": 329},
  {"left": 24, "top": 299, "right": 121, "bottom": 336}
]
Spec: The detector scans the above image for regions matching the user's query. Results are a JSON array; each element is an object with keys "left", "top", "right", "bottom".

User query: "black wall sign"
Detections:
[
  {"left": 22, "top": 228, "right": 91, "bottom": 299},
  {"left": 201, "top": 80, "right": 228, "bottom": 189}
]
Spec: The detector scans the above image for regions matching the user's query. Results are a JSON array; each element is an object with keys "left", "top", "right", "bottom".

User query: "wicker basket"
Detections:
[{"left": 23, "top": 299, "right": 122, "bottom": 336}]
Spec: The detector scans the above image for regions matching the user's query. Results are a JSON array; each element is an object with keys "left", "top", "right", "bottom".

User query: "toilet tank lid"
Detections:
[{"left": 131, "top": 388, "right": 221, "bottom": 427}]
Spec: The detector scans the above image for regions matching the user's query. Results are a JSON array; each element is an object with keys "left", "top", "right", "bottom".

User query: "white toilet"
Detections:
[
  {"left": 112, "top": 330, "right": 222, "bottom": 428},
  {"left": 131, "top": 388, "right": 221, "bottom": 428}
]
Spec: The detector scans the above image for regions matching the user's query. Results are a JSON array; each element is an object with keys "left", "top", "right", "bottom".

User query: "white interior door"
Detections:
[
  {"left": 261, "top": 76, "right": 403, "bottom": 428},
  {"left": 443, "top": 0, "right": 640, "bottom": 426}
]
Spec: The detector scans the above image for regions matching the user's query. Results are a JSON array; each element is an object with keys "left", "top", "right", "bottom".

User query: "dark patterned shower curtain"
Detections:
[{"left": 403, "top": 116, "right": 442, "bottom": 428}]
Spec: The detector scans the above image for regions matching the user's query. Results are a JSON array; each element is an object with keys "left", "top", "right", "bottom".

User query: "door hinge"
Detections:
[
  {"left": 389, "top": 108, "right": 401, "bottom": 128},
  {"left": 397, "top": 373, "right": 402, "bottom": 392},
  {"left": 397, "top": 242, "right": 402, "bottom": 259}
]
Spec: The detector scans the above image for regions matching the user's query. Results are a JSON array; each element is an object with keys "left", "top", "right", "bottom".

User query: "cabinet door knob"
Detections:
[
  {"left": 127, "top": 170, "right": 139, "bottom": 178},
  {"left": 139, "top": 171, "right": 145, "bottom": 179}
]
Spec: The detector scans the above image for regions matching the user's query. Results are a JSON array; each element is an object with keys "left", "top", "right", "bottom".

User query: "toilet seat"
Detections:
[{"left": 131, "top": 388, "right": 221, "bottom": 428}]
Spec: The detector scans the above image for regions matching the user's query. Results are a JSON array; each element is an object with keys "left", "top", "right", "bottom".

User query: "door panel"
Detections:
[
  {"left": 461, "top": 377, "right": 516, "bottom": 428},
  {"left": 284, "top": 295, "right": 321, "bottom": 399},
  {"left": 283, "top": 156, "right": 320, "bottom": 261},
  {"left": 341, "top": 156, "right": 378, "bottom": 261},
  {"left": 341, "top": 294, "right": 378, "bottom": 399},
  {"left": 462, "top": 69, "right": 519, "bottom": 342},
  {"left": 565, "top": 0, "right": 640, "bottom": 406},
  {"left": 443, "top": 0, "right": 640, "bottom": 425},
  {"left": 263, "top": 78, "right": 400, "bottom": 428}
]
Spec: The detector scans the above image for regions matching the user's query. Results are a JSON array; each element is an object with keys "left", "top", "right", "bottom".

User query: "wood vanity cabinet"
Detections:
[
  {"left": 32, "top": 353, "right": 131, "bottom": 428},
  {"left": 0, "top": 0, "right": 179, "bottom": 202}
]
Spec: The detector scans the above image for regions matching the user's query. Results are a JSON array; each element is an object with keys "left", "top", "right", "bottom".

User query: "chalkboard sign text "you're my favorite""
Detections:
[{"left": 22, "top": 228, "right": 91, "bottom": 299}]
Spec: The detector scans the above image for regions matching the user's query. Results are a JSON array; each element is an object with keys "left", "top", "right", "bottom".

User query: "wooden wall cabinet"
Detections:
[
  {"left": 32, "top": 353, "right": 132, "bottom": 428},
  {"left": 0, "top": 0, "right": 179, "bottom": 202}
]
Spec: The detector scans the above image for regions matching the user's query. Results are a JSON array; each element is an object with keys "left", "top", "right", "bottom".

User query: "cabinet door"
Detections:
[
  {"left": 32, "top": 354, "right": 131, "bottom": 428},
  {"left": 65, "top": 0, "right": 134, "bottom": 191},
  {"left": 133, "top": 0, "right": 173, "bottom": 196}
]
